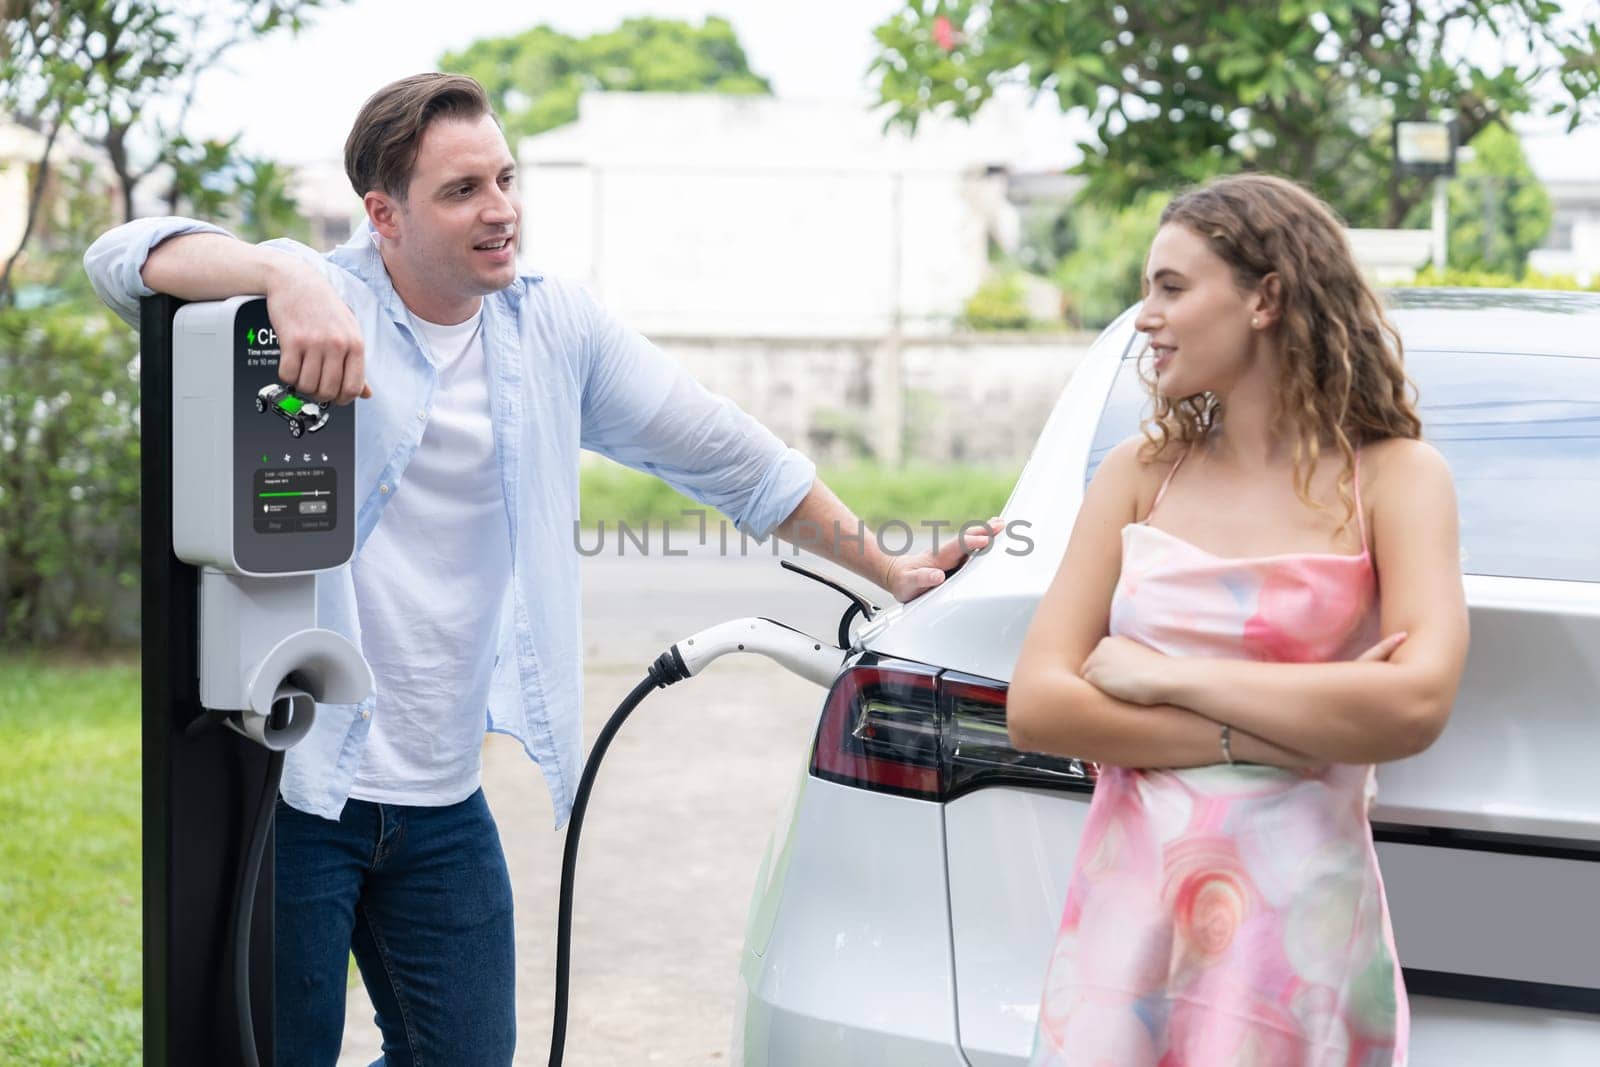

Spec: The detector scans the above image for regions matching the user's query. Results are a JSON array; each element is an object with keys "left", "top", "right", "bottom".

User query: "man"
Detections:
[{"left": 85, "top": 73, "right": 993, "bottom": 1065}]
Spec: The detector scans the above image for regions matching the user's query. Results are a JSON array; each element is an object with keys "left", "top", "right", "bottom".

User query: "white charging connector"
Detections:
[{"left": 671, "top": 617, "right": 846, "bottom": 689}]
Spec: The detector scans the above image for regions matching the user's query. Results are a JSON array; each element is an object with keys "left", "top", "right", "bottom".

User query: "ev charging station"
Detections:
[{"left": 141, "top": 293, "right": 371, "bottom": 1065}]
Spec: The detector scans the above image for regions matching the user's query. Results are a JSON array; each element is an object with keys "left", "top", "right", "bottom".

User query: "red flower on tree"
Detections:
[{"left": 932, "top": 14, "right": 961, "bottom": 52}]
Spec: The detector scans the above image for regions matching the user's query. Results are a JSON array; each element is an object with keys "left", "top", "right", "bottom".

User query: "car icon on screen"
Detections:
[{"left": 255, "top": 383, "right": 329, "bottom": 438}]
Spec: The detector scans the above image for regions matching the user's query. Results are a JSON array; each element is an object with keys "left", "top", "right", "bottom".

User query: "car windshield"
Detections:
[{"left": 1087, "top": 348, "right": 1600, "bottom": 583}]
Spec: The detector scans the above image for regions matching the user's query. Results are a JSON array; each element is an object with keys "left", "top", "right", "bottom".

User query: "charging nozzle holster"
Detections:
[{"left": 197, "top": 569, "right": 372, "bottom": 749}]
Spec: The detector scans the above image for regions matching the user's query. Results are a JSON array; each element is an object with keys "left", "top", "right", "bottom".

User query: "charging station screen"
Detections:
[{"left": 233, "top": 298, "right": 355, "bottom": 573}]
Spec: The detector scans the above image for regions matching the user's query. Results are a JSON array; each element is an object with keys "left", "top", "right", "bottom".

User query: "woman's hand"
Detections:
[
  {"left": 1084, "top": 630, "right": 1405, "bottom": 709},
  {"left": 1080, "top": 635, "right": 1171, "bottom": 706}
]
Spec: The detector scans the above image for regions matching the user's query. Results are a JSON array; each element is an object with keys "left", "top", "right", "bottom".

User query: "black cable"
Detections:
[
  {"left": 550, "top": 651, "right": 688, "bottom": 1067},
  {"left": 233, "top": 742, "right": 286, "bottom": 1067}
]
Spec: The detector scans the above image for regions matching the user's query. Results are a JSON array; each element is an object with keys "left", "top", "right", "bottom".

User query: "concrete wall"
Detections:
[{"left": 645, "top": 331, "right": 1096, "bottom": 466}]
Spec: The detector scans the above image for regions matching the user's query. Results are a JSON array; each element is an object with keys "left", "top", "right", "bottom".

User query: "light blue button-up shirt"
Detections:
[{"left": 85, "top": 218, "right": 816, "bottom": 826}]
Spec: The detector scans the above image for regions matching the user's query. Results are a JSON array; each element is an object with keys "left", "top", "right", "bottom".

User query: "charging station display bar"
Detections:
[{"left": 254, "top": 468, "right": 338, "bottom": 532}]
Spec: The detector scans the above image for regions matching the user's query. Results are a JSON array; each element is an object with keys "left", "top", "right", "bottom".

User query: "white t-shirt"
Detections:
[{"left": 349, "top": 309, "right": 511, "bottom": 806}]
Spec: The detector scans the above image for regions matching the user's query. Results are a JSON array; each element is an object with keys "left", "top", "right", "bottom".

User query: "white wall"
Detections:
[{"left": 519, "top": 94, "right": 1054, "bottom": 337}]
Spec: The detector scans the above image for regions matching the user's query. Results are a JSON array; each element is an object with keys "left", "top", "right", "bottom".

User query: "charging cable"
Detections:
[
  {"left": 548, "top": 617, "right": 845, "bottom": 1067},
  {"left": 233, "top": 748, "right": 284, "bottom": 1067},
  {"left": 187, "top": 696, "right": 297, "bottom": 1067}
]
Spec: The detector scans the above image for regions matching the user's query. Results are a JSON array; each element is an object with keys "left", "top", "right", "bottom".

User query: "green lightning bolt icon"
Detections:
[{"left": 246, "top": 328, "right": 255, "bottom": 344}]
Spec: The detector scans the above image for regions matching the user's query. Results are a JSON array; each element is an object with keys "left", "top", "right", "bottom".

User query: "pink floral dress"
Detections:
[{"left": 1030, "top": 451, "right": 1407, "bottom": 1066}]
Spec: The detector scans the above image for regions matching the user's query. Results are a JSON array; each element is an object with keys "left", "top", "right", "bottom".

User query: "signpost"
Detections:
[{"left": 1395, "top": 119, "right": 1459, "bottom": 273}]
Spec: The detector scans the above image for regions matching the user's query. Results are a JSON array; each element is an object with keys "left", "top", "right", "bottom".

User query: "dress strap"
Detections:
[
  {"left": 1142, "top": 448, "right": 1188, "bottom": 524},
  {"left": 1353, "top": 448, "right": 1369, "bottom": 556}
]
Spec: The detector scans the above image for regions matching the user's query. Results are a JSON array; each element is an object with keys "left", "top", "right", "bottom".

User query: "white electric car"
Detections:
[{"left": 734, "top": 289, "right": 1600, "bottom": 1066}]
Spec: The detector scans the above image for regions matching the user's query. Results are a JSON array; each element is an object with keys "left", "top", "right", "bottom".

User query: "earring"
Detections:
[{"left": 1251, "top": 316, "right": 1260, "bottom": 328}]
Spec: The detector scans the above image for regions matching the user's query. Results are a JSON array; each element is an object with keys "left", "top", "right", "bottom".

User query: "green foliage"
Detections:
[
  {"left": 441, "top": 16, "right": 773, "bottom": 140},
  {"left": 0, "top": 304, "right": 141, "bottom": 647},
  {"left": 1407, "top": 124, "right": 1552, "bottom": 276},
  {"left": 166, "top": 135, "right": 312, "bottom": 244},
  {"left": 578, "top": 457, "right": 1018, "bottom": 531},
  {"left": 11, "top": 160, "right": 115, "bottom": 307},
  {"left": 233, "top": 158, "right": 309, "bottom": 244},
  {"left": 962, "top": 271, "right": 1032, "bottom": 330},
  {"left": 1054, "top": 192, "right": 1171, "bottom": 330},
  {"left": 1395, "top": 266, "right": 1600, "bottom": 290},
  {"left": 0, "top": 0, "right": 340, "bottom": 303},
  {"left": 819, "top": 462, "right": 1018, "bottom": 532},
  {"left": 0, "top": 655, "right": 141, "bottom": 1064},
  {"left": 872, "top": 1, "right": 1600, "bottom": 227}
]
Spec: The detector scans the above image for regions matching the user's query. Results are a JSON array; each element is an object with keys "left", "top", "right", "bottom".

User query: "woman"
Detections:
[{"left": 1007, "top": 173, "right": 1470, "bottom": 1066}]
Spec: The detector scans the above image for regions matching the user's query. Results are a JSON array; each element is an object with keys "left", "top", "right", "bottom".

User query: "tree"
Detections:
[
  {"left": 164, "top": 134, "right": 311, "bottom": 244},
  {"left": 0, "top": 0, "right": 339, "bottom": 305},
  {"left": 440, "top": 16, "right": 772, "bottom": 141},
  {"left": 0, "top": 303, "right": 142, "bottom": 645},
  {"left": 1054, "top": 191, "right": 1171, "bottom": 330},
  {"left": 871, "top": 2, "right": 1600, "bottom": 228},
  {"left": 1424, "top": 123, "right": 1552, "bottom": 275}
]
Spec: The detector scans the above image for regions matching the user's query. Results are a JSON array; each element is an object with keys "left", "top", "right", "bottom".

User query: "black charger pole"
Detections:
[{"left": 141, "top": 293, "right": 276, "bottom": 1065}]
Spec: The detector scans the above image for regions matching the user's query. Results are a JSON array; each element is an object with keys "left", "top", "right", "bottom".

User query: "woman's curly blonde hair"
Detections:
[{"left": 1140, "top": 173, "right": 1422, "bottom": 531}]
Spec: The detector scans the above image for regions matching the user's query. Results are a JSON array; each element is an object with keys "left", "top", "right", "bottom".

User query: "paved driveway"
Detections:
[{"left": 338, "top": 534, "right": 868, "bottom": 1065}]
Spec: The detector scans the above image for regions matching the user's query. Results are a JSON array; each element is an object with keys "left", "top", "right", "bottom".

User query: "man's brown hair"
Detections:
[{"left": 344, "top": 73, "right": 494, "bottom": 201}]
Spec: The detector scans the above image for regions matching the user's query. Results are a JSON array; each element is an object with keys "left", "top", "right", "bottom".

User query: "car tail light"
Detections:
[{"left": 810, "top": 653, "right": 1094, "bottom": 801}]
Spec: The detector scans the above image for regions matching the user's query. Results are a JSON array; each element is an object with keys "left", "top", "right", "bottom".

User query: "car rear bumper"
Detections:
[{"left": 734, "top": 774, "right": 966, "bottom": 1066}]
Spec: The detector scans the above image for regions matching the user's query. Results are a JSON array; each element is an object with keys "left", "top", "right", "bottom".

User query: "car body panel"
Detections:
[
  {"left": 1406, "top": 996, "right": 1600, "bottom": 1066},
  {"left": 1374, "top": 587, "right": 1600, "bottom": 842},
  {"left": 943, "top": 788, "right": 1087, "bottom": 1067},
  {"left": 736, "top": 775, "right": 962, "bottom": 1066}
]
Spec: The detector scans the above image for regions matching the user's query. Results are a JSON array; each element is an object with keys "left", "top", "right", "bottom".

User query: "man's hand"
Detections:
[
  {"left": 884, "top": 518, "right": 1003, "bottom": 603},
  {"left": 266, "top": 258, "right": 370, "bottom": 405}
]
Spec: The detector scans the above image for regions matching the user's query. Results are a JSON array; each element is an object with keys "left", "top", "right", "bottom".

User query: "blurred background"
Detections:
[{"left": 2, "top": 1, "right": 1598, "bottom": 1061}]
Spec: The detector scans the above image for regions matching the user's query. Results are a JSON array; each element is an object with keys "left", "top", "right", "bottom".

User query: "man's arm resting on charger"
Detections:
[{"left": 140, "top": 233, "right": 370, "bottom": 404}]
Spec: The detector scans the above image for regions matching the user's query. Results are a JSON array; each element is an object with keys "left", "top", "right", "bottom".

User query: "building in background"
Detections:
[
  {"left": 1523, "top": 121, "right": 1600, "bottom": 284},
  {"left": 0, "top": 118, "right": 117, "bottom": 266},
  {"left": 516, "top": 91, "right": 1081, "bottom": 337},
  {"left": 288, "top": 160, "right": 363, "bottom": 249},
  {"left": 0, "top": 122, "right": 50, "bottom": 260}
]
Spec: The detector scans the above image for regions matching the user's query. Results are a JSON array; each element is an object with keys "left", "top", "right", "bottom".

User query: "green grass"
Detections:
[
  {"left": 579, "top": 458, "right": 1021, "bottom": 531},
  {"left": 0, "top": 656, "right": 141, "bottom": 1066}
]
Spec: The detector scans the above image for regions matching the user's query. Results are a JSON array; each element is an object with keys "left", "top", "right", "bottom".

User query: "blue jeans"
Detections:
[{"left": 273, "top": 788, "right": 516, "bottom": 1066}]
